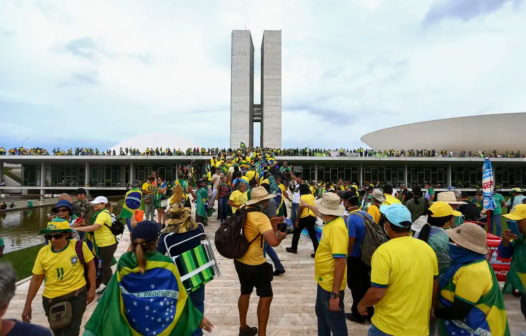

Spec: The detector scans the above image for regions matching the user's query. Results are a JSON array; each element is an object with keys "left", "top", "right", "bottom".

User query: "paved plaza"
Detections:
[{"left": 5, "top": 207, "right": 526, "bottom": 335}]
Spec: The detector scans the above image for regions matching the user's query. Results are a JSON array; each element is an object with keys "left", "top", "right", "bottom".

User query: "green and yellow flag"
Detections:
[{"left": 83, "top": 251, "right": 202, "bottom": 336}]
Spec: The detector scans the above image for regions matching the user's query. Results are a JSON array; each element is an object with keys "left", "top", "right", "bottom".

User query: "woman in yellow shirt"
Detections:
[
  {"left": 229, "top": 181, "right": 248, "bottom": 214},
  {"left": 22, "top": 218, "right": 96, "bottom": 335},
  {"left": 74, "top": 196, "right": 117, "bottom": 294}
]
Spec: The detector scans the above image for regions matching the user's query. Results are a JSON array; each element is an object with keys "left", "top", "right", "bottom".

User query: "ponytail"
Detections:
[
  {"left": 132, "top": 238, "right": 157, "bottom": 274},
  {"left": 105, "top": 202, "right": 113, "bottom": 213}
]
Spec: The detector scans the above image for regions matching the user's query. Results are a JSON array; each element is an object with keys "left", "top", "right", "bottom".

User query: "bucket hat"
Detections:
[
  {"left": 38, "top": 218, "right": 75, "bottom": 235},
  {"left": 429, "top": 202, "right": 462, "bottom": 217},
  {"left": 245, "top": 187, "right": 276, "bottom": 206},
  {"left": 446, "top": 223, "right": 488, "bottom": 255},
  {"left": 52, "top": 200, "right": 73, "bottom": 213},
  {"left": 436, "top": 192, "right": 466, "bottom": 205},
  {"left": 371, "top": 189, "right": 386, "bottom": 203},
  {"left": 510, "top": 188, "right": 523, "bottom": 195},
  {"left": 315, "top": 192, "right": 345, "bottom": 216}
]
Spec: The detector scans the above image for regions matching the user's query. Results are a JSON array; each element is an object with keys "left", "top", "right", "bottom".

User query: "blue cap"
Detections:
[
  {"left": 379, "top": 204, "right": 412, "bottom": 227},
  {"left": 52, "top": 200, "right": 73, "bottom": 213},
  {"left": 131, "top": 220, "right": 161, "bottom": 242}
]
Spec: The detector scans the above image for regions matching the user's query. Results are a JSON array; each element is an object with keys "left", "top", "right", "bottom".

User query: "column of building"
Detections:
[
  {"left": 40, "top": 162, "right": 46, "bottom": 200},
  {"left": 404, "top": 164, "right": 408, "bottom": 186},
  {"left": 447, "top": 164, "right": 452, "bottom": 188},
  {"left": 85, "top": 162, "right": 90, "bottom": 195}
]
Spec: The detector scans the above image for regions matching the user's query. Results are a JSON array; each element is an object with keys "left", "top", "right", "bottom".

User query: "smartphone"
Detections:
[
  {"left": 279, "top": 223, "right": 287, "bottom": 233},
  {"left": 507, "top": 220, "right": 520, "bottom": 236}
]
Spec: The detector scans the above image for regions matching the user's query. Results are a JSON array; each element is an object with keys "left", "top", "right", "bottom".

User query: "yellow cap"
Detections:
[
  {"left": 504, "top": 204, "right": 526, "bottom": 221},
  {"left": 429, "top": 201, "right": 462, "bottom": 217}
]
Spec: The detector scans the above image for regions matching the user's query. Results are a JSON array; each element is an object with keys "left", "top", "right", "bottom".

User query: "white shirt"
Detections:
[
  {"left": 292, "top": 183, "right": 300, "bottom": 204},
  {"left": 392, "top": 189, "right": 398, "bottom": 198}
]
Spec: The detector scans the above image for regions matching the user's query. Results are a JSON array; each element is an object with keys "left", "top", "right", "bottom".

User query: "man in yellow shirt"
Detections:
[
  {"left": 235, "top": 187, "right": 287, "bottom": 336},
  {"left": 142, "top": 176, "right": 156, "bottom": 221},
  {"left": 286, "top": 184, "right": 318, "bottom": 258},
  {"left": 357, "top": 203, "right": 438, "bottom": 335},
  {"left": 301, "top": 192, "right": 349, "bottom": 335}
]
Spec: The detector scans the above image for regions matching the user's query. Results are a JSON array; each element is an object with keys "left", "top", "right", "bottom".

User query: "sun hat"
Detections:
[
  {"left": 52, "top": 200, "right": 73, "bottom": 213},
  {"left": 446, "top": 223, "right": 488, "bottom": 255},
  {"left": 132, "top": 220, "right": 161, "bottom": 242},
  {"left": 371, "top": 189, "right": 386, "bottom": 203},
  {"left": 510, "top": 187, "right": 523, "bottom": 195},
  {"left": 315, "top": 192, "right": 345, "bottom": 216},
  {"left": 246, "top": 187, "right": 276, "bottom": 206},
  {"left": 436, "top": 192, "right": 466, "bottom": 205},
  {"left": 38, "top": 218, "right": 76, "bottom": 234},
  {"left": 90, "top": 196, "right": 109, "bottom": 205},
  {"left": 379, "top": 203, "right": 411, "bottom": 227},
  {"left": 504, "top": 204, "right": 526, "bottom": 221},
  {"left": 429, "top": 201, "right": 462, "bottom": 217}
]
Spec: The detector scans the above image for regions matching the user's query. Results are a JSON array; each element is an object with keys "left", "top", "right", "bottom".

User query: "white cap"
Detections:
[{"left": 90, "top": 196, "right": 109, "bottom": 205}]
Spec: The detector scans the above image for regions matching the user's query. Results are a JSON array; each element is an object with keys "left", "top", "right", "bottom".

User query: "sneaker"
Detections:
[
  {"left": 273, "top": 270, "right": 286, "bottom": 276},
  {"left": 286, "top": 247, "right": 297, "bottom": 254},
  {"left": 239, "top": 325, "right": 258, "bottom": 336},
  {"left": 345, "top": 313, "right": 367, "bottom": 324}
]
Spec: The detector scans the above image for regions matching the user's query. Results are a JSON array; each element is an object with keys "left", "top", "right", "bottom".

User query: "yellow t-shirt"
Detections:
[
  {"left": 33, "top": 239, "right": 94, "bottom": 299},
  {"left": 368, "top": 204, "right": 381, "bottom": 224},
  {"left": 229, "top": 190, "right": 248, "bottom": 214},
  {"left": 315, "top": 217, "right": 349, "bottom": 292},
  {"left": 279, "top": 184, "right": 286, "bottom": 195},
  {"left": 371, "top": 236, "right": 438, "bottom": 336},
  {"left": 93, "top": 210, "right": 116, "bottom": 247},
  {"left": 383, "top": 194, "right": 402, "bottom": 205},
  {"left": 236, "top": 211, "right": 273, "bottom": 266},
  {"left": 440, "top": 260, "right": 492, "bottom": 305},
  {"left": 142, "top": 182, "right": 153, "bottom": 194},
  {"left": 245, "top": 170, "right": 257, "bottom": 182},
  {"left": 300, "top": 194, "right": 316, "bottom": 218}
]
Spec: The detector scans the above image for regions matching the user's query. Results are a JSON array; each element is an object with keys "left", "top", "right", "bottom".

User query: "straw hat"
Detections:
[
  {"left": 246, "top": 186, "right": 276, "bottom": 206},
  {"left": 315, "top": 192, "right": 345, "bottom": 216},
  {"left": 446, "top": 223, "right": 488, "bottom": 255},
  {"left": 436, "top": 192, "right": 466, "bottom": 205}
]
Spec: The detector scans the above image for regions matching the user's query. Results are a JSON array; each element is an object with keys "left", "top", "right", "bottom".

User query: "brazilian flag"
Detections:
[
  {"left": 240, "top": 142, "right": 246, "bottom": 149},
  {"left": 83, "top": 252, "right": 203, "bottom": 336},
  {"left": 219, "top": 163, "right": 228, "bottom": 175},
  {"left": 120, "top": 188, "right": 142, "bottom": 219},
  {"left": 239, "top": 159, "right": 250, "bottom": 169}
]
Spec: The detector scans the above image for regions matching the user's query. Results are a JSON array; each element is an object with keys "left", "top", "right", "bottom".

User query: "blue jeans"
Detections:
[
  {"left": 125, "top": 218, "right": 132, "bottom": 231},
  {"left": 290, "top": 203, "right": 299, "bottom": 223},
  {"left": 190, "top": 286, "right": 206, "bottom": 336},
  {"left": 265, "top": 243, "right": 284, "bottom": 272},
  {"left": 489, "top": 214, "right": 502, "bottom": 237},
  {"left": 315, "top": 285, "right": 348, "bottom": 336},
  {"left": 368, "top": 324, "right": 392, "bottom": 336},
  {"left": 219, "top": 197, "right": 229, "bottom": 222}
]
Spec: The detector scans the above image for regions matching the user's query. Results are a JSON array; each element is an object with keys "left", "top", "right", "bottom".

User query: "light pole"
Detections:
[{"left": 22, "top": 138, "right": 29, "bottom": 148}]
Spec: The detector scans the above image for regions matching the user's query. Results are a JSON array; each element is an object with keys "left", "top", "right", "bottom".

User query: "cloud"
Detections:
[
  {"left": 62, "top": 37, "right": 100, "bottom": 59},
  {"left": 70, "top": 70, "right": 99, "bottom": 85},
  {"left": 423, "top": 0, "right": 522, "bottom": 25}
]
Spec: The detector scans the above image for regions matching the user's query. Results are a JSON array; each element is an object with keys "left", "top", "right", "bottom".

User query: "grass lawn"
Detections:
[{"left": 1, "top": 244, "right": 43, "bottom": 280}]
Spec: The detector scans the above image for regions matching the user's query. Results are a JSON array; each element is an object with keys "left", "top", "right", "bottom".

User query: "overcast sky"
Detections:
[{"left": 1, "top": 0, "right": 525, "bottom": 151}]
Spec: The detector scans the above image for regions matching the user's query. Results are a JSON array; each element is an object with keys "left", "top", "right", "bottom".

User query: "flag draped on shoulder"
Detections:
[{"left": 83, "top": 251, "right": 202, "bottom": 336}]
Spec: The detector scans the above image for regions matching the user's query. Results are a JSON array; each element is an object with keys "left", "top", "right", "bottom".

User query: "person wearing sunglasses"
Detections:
[
  {"left": 51, "top": 199, "right": 80, "bottom": 240},
  {"left": 22, "top": 218, "right": 96, "bottom": 335}
]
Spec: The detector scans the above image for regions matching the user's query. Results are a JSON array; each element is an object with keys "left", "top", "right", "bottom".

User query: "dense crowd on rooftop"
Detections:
[{"left": 0, "top": 145, "right": 523, "bottom": 158}]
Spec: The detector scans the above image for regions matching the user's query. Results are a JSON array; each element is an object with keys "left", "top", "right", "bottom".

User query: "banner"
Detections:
[{"left": 482, "top": 158, "right": 496, "bottom": 211}]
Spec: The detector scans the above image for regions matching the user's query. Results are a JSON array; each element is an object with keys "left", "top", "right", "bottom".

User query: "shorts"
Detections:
[{"left": 234, "top": 260, "right": 273, "bottom": 297}]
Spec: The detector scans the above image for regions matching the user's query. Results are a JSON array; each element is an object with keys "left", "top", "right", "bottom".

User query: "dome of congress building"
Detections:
[
  {"left": 110, "top": 133, "right": 199, "bottom": 152},
  {"left": 361, "top": 112, "right": 526, "bottom": 153}
]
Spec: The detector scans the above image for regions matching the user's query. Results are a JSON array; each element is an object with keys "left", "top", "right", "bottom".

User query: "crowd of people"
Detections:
[
  {"left": 0, "top": 145, "right": 523, "bottom": 158},
  {"left": 1, "top": 153, "right": 526, "bottom": 336}
]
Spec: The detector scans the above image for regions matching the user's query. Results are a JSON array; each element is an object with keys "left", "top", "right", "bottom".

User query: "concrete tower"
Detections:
[{"left": 230, "top": 30, "right": 282, "bottom": 149}]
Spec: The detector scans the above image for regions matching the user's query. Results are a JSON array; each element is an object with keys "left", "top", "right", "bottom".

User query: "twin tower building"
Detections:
[{"left": 230, "top": 30, "right": 282, "bottom": 149}]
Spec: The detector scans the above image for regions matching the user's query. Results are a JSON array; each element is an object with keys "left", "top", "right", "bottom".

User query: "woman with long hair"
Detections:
[{"left": 84, "top": 221, "right": 214, "bottom": 336}]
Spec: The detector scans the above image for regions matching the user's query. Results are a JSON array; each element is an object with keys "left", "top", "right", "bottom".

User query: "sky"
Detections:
[{"left": 1, "top": 0, "right": 526, "bottom": 151}]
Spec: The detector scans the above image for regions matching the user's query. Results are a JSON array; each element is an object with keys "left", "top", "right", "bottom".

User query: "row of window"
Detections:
[{"left": 19, "top": 164, "right": 526, "bottom": 189}]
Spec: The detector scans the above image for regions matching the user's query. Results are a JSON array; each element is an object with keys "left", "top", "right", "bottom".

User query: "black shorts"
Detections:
[{"left": 234, "top": 260, "right": 273, "bottom": 297}]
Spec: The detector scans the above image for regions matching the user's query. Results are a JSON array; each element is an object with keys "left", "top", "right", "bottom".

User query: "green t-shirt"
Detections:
[
  {"left": 196, "top": 188, "right": 208, "bottom": 218},
  {"left": 0, "top": 237, "right": 4, "bottom": 247},
  {"left": 493, "top": 193, "right": 505, "bottom": 215}
]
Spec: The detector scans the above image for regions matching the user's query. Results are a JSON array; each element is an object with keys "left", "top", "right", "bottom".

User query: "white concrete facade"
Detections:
[
  {"left": 230, "top": 30, "right": 254, "bottom": 149},
  {"left": 261, "top": 30, "right": 282, "bottom": 148}
]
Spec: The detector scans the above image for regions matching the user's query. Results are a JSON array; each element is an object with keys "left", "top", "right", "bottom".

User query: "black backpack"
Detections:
[
  {"left": 215, "top": 207, "right": 259, "bottom": 259},
  {"left": 102, "top": 210, "right": 125, "bottom": 236}
]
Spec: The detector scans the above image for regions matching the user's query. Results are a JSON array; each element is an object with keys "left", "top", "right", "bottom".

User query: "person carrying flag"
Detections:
[
  {"left": 83, "top": 220, "right": 214, "bottom": 336},
  {"left": 119, "top": 181, "right": 143, "bottom": 234}
]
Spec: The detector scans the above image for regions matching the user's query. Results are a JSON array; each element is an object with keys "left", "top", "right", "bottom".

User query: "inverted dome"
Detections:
[{"left": 110, "top": 133, "right": 199, "bottom": 152}]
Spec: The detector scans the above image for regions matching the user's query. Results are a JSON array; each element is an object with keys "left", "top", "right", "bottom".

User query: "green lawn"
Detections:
[{"left": 1, "top": 244, "right": 43, "bottom": 280}]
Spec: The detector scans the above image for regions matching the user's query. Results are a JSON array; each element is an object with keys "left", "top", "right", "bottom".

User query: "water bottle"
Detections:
[{"left": 96, "top": 259, "right": 103, "bottom": 278}]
